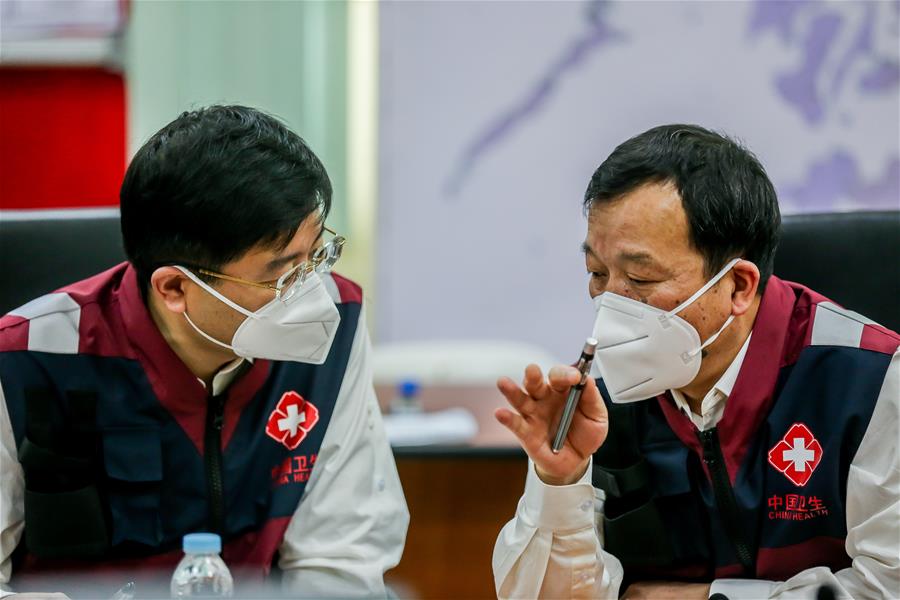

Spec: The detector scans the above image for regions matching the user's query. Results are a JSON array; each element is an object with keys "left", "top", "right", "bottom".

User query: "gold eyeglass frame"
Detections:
[{"left": 195, "top": 226, "right": 345, "bottom": 302}]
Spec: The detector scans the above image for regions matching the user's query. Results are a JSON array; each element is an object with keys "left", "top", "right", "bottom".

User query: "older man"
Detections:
[{"left": 493, "top": 125, "right": 898, "bottom": 599}]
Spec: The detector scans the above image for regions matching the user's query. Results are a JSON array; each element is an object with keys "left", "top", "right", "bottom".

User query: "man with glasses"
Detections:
[{"left": 0, "top": 106, "right": 408, "bottom": 598}]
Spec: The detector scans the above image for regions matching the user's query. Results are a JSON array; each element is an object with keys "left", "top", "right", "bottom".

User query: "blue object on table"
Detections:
[{"left": 398, "top": 380, "right": 420, "bottom": 399}]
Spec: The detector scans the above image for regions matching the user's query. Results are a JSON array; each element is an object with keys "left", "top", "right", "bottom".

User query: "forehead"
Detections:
[
  {"left": 229, "top": 212, "right": 323, "bottom": 268},
  {"left": 585, "top": 181, "right": 697, "bottom": 263},
  {"left": 281, "top": 212, "right": 324, "bottom": 249}
]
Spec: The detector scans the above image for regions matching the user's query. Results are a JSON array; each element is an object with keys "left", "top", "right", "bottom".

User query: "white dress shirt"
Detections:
[
  {"left": 670, "top": 334, "right": 751, "bottom": 433},
  {"left": 493, "top": 341, "right": 900, "bottom": 600},
  {"left": 0, "top": 304, "right": 409, "bottom": 598}
]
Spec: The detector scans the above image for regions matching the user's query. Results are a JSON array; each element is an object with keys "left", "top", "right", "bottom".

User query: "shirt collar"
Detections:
[
  {"left": 714, "top": 332, "right": 752, "bottom": 399},
  {"left": 198, "top": 357, "right": 253, "bottom": 397}
]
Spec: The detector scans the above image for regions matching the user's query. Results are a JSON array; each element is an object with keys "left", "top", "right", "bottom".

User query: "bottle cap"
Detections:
[
  {"left": 398, "top": 379, "right": 420, "bottom": 398},
  {"left": 183, "top": 532, "right": 221, "bottom": 554}
]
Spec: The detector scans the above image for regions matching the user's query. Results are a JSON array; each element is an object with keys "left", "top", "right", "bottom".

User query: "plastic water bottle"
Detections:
[
  {"left": 390, "top": 379, "right": 422, "bottom": 414},
  {"left": 170, "top": 533, "right": 234, "bottom": 598}
]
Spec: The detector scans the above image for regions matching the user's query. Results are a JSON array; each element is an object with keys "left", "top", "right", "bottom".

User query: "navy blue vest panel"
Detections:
[{"left": 0, "top": 300, "right": 359, "bottom": 561}]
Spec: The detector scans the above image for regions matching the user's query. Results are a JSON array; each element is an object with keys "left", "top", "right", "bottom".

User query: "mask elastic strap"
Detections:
[
  {"left": 684, "top": 313, "right": 736, "bottom": 360},
  {"left": 174, "top": 266, "right": 258, "bottom": 319},
  {"left": 665, "top": 257, "right": 742, "bottom": 318},
  {"left": 183, "top": 311, "right": 237, "bottom": 352}
]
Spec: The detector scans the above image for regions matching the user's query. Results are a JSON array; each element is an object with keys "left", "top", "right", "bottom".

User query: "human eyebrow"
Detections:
[
  {"left": 618, "top": 251, "right": 662, "bottom": 265},
  {"left": 264, "top": 252, "right": 303, "bottom": 277},
  {"left": 264, "top": 227, "right": 328, "bottom": 275},
  {"left": 580, "top": 242, "right": 596, "bottom": 257},
  {"left": 618, "top": 251, "right": 674, "bottom": 278}
]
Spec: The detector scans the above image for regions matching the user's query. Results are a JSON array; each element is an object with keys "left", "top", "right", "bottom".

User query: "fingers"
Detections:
[
  {"left": 497, "top": 376, "right": 532, "bottom": 412},
  {"left": 521, "top": 364, "right": 546, "bottom": 398},
  {"left": 521, "top": 363, "right": 582, "bottom": 400},
  {"left": 547, "top": 364, "right": 582, "bottom": 393},
  {"left": 494, "top": 407, "right": 529, "bottom": 441}
]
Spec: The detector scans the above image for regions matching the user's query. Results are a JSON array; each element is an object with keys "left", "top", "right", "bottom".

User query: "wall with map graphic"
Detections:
[{"left": 377, "top": 0, "right": 899, "bottom": 359}]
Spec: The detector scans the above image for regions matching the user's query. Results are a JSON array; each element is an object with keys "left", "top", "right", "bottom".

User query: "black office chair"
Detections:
[
  {"left": 774, "top": 211, "right": 900, "bottom": 332},
  {"left": 0, "top": 210, "right": 126, "bottom": 316},
  {"left": 1, "top": 209, "right": 898, "bottom": 333}
]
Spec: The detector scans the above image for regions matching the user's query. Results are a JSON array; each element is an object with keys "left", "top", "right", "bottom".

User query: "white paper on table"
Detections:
[{"left": 382, "top": 407, "right": 479, "bottom": 447}]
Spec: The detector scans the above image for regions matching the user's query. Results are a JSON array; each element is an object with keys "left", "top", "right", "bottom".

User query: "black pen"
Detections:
[{"left": 551, "top": 338, "right": 598, "bottom": 454}]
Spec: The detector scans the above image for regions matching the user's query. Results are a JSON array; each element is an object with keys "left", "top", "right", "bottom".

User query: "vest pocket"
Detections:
[
  {"left": 643, "top": 442, "right": 710, "bottom": 568},
  {"left": 592, "top": 458, "right": 652, "bottom": 498},
  {"left": 102, "top": 427, "right": 164, "bottom": 547},
  {"left": 24, "top": 485, "right": 109, "bottom": 559},
  {"left": 603, "top": 498, "right": 676, "bottom": 567},
  {"left": 598, "top": 442, "right": 696, "bottom": 568},
  {"left": 594, "top": 456, "right": 679, "bottom": 568},
  {"left": 19, "top": 435, "right": 109, "bottom": 559}
]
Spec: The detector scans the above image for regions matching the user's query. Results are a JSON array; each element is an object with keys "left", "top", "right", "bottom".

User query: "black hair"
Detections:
[
  {"left": 120, "top": 104, "right": 332, "bottom": 295},
  {"left": 584, "top": 124, "right": 781, "bottom": 291}
]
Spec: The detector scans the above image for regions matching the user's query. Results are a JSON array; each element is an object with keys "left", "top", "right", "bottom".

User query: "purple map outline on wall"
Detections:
[
  {"left": 442, "top": 1, "right": 899, "bottom": 212},
  {"left": 443, "top": 2, "right": 626, "bottom": 197},
  {"left": 750, "top": 1, "right": 899, "bottom": 211},
  {"left": 786, "top": 151, "right": 899, "bottom": 212},
  {"left": 750, "top": 1, "right": 898, "bottom": 126}
]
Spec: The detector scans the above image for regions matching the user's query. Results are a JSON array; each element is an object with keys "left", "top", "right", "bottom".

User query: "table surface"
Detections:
[{"left": 374, "top": 383, "right": 521, "bottom": 453}]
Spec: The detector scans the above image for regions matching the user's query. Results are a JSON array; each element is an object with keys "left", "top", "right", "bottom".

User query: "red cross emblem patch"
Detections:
[
  {"left": 767, "top": 423, "right": 823, "bottom": 487},
  {"left": 265, "top": 391, "right": 319, "bottom": 450}
]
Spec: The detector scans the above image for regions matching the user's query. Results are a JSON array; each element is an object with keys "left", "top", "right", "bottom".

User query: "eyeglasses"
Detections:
[{"left": 195, "top": 226, "right": 345, "bottom": 304}]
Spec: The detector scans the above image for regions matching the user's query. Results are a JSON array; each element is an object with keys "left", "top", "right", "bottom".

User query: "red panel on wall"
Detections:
[{"left": 0, "top": 67, "right": 126, "bottom": 209}]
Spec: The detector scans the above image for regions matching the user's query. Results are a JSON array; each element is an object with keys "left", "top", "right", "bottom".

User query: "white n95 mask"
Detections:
[
  {"left": 589, "top": 258, "right": 741, "bottom": 403},
  {"left": 175, "top": 266, "right": 341, "bottom": 364}
]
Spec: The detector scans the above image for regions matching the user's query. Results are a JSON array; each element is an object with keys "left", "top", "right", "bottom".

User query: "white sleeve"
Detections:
[
  {"left": 492, "top": 460, "right": 624, "bottom": 600},
  {"left": 711, "top": 348, "right": 900, "bottom": 600},
  {"left": 0, "top": 378, "right": 25, "bottom": 590},
  {"left": 278, "top": 305, "right": 409, "bottom": 598}
]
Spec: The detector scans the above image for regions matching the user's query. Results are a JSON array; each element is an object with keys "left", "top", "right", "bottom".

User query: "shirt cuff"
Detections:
[
  {"left": 710, "top": 578, "right": 777, "bottom": 600},
  {"left": 521, "top": 459, "right": 595, "bottom": 532}
]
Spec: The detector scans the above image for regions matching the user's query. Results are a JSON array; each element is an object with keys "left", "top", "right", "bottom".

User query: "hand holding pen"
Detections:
[
  {"left": 551, "top": 339, "right": 597, "bottom": 454},
  {"left": 494, "top": 339, "right": 610, "bottom": 487}
]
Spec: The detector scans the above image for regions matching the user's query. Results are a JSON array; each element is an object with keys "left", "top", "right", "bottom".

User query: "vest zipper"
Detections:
[
  {"left": 205, "top": 393, "right": 226, "bottom": 535},
  {"left": 697, "top": 427, "right": 754, "bottom": 574}
]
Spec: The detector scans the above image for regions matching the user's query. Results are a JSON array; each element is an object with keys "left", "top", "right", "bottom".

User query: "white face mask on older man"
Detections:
[{"left": 589, "top": 258, "right": 741, "bottom": 403}]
